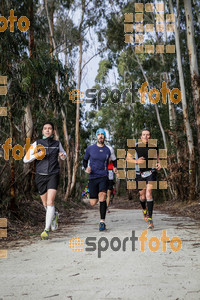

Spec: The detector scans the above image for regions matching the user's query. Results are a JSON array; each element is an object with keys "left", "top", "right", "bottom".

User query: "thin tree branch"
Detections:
[{"left": 81, "top": 47, "right": 107, "bottom": 72}]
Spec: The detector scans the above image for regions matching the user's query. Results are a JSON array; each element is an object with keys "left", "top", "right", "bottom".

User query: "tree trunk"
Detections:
[
  {"left": 63, "top": 49, "right": 72, "bottom": 201},
  {"left": 27, "top": 0, "right": 34, "bottom": 139},
  {"left": 70, "top": 0, "right": 85, "bottom": 195},
  {"left": 45, "top": 0, "right": 78, "bottom": 200},
  {"left": 134, "top": 54, "right": 167, "bottom": 149},
  {"left": 134, "top": 53, "right": 173, "bottom": 198},
  {"left": 193, "top": 0, "right": 200, "bottom": 32},
  {"left": 24, "top": 104, "right": 33, "bottom": 139},
  {"left": 164, "top": 73, "right": 180, "bottom": 198},
  {"left": 70, "top": 43, "right": 82, "bottom": 193},
  {"left": 155, "top": 4, "right": 181, "bottom": 164},
  {"left": 44, "top": 0, "right": 60, "bottom": 140},
  {"left": 184, "top": 0, "right": 200, "bottom": 177},
  {"left": 29, "top": 1, "right": 35, "bottom": 59},
  {"left": 49, "top": 1, "right": 54, "bottom": 59},
  {"left": 62, "top": 107, "right": 72, "bottom": 201},
  {"left": 7, "top": 99, "right": 16, "bottom": 210},
  {"left": 24, "top": 0, "right": 34, "bottom": 193},
  {"left": 169, "top": 0, "right": 196, "bottom": 201}
]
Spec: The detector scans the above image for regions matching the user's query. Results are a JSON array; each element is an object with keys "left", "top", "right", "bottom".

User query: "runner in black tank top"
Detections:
[
  {"left": 23, "top": 122, "right": 66, "bottom": 239},
  {"left": 126, "top": 129, "right": 161, "bottom": 229}
]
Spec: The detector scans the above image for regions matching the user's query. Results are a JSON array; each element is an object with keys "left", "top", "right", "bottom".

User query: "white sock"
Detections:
[
  {"left": 45, "top": 206, "right": 55, "bottom": 231},
  {"left": 44, "top": 206, "right": 47, "bottom": 211}
]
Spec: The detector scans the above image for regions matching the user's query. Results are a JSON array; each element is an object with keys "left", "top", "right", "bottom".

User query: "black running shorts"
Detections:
[
  {"left": 107, "top": 180, "right": 114, "bottom": 191},
  {"left": 35, "top": 173, "right": 60, "bottom": 195},
  {"left": 136, "top": 171, "right": 157, "bottom": 190},
  {"left": 88, "top": 176, "right": 108, "bottom": 199}
]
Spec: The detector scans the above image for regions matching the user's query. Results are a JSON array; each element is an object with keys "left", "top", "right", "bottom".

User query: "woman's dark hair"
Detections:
[{"left": 42, "top": 121, "right": 54, "bottom": 130}]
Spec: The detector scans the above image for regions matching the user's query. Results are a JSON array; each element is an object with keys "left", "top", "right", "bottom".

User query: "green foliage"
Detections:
[{"left": 95, "top": 59, "right": 112, "bottom": 84}]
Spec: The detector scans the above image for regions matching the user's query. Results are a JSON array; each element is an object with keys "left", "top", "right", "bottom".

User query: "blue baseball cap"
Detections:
[{"left": 96, "top": 128, "right": 106, "bottom": 138}]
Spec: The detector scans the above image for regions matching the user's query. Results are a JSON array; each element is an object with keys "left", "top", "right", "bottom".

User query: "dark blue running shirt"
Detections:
[{"left": 84, "top": 144, "right": 111, "bottom": 179}]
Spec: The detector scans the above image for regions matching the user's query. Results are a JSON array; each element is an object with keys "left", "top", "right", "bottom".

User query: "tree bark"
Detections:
[
  {"left": 134, "top": 54, "right": 167, "bottom": 149},
  {"left": 24, "top": 0, "right": 34, "bottom": 193},
  {"left": 63, "top": 48, "right": 72, "bottom": 201},
  {"left": 62, "top": 107, "right": 72, "bottom": 201},
  {"left": 44, "top": 0, "right": 60, "bottom": 140},
  {"left": 169, "top": 0, "right": 196, "bottom": 201},
  {"left": 193, "top": 0, "right": 200, "bottom": 32},
  {"left": 134, "top": 53, "right": 173, "bottom": 198},
  {"left": 45, "top": 0, "right": 79, "bottom": 200},
  {"left": 7, "top": 99, "right": 16, "bottom": 210},
  {"left": 70, "top": 0, "right": 86, "bottom": 194},
  {"left": 24, "top": 104, "right": 33, "bottom": 139},
  {"left": 184, "top": 0, "right": 200, "bottom": 176}
]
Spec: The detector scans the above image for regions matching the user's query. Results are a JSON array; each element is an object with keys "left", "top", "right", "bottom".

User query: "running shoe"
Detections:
[
  {"left": 41, "top": 230, "right": 49, "bottom": 240},
  {"left": 147, "top": 218, "right": 154, "bottom": 229},
  {"left": 143, "top": 209, "right": 148, "bottom": 222},
  {"left": 99, "top": 222, "right": 106, "bottom": 231},
  {"left": 51, "top": 211, "right": 59, "bottom": 231},
  {"left": 107, "top": 206, "right": 110, "bottom": 213}
]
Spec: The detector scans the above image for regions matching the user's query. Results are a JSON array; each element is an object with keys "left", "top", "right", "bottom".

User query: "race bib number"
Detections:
[{"left": 108, "top": 170, "right": 114, "bottom": 180}]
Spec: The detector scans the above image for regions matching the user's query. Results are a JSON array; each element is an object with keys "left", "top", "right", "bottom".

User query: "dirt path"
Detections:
[{"left": 0, "top": 208, "right": 200, "bottom": 300}]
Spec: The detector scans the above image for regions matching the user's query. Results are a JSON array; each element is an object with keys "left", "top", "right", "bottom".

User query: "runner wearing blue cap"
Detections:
[{"left": 83, "top": 128, "right": 118, "bottom": 231}]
